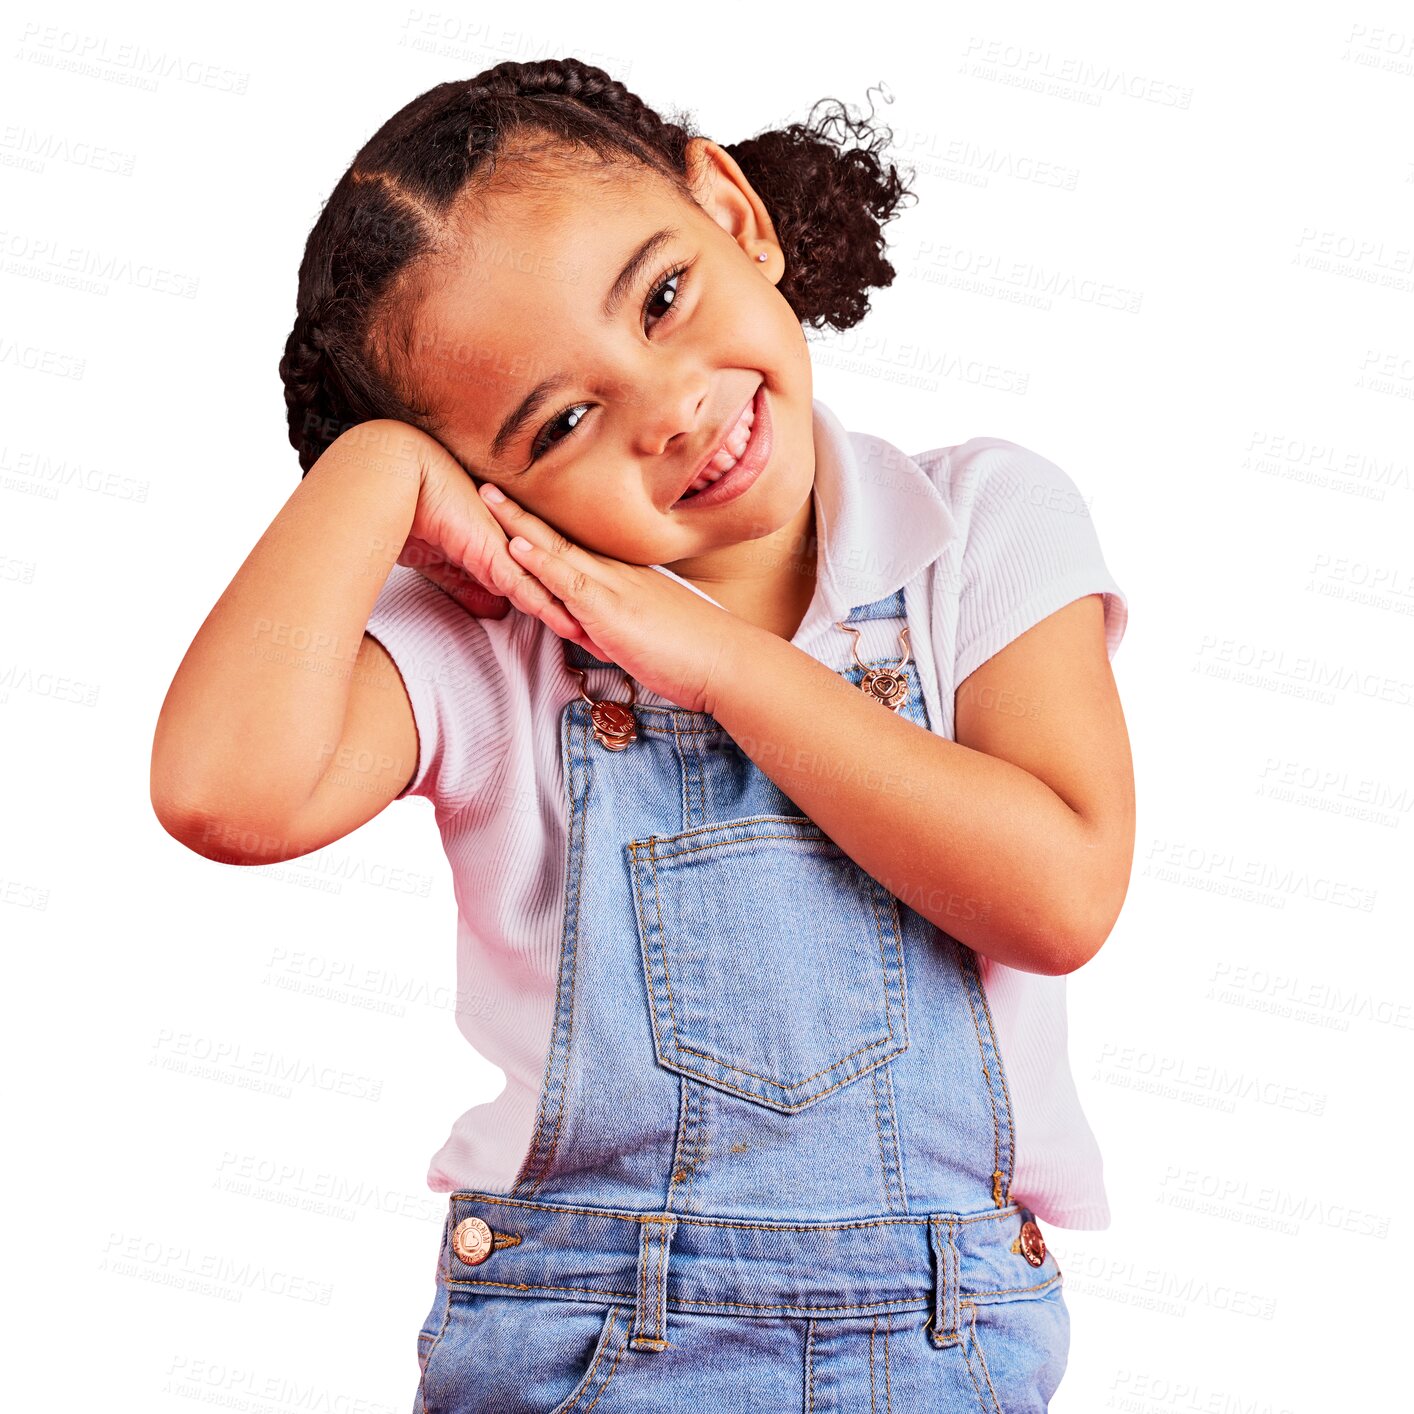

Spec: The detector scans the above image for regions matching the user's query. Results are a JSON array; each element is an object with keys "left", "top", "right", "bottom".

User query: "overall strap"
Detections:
[{"left": 840, "top": 584, "right": 907, "bottom": 624}]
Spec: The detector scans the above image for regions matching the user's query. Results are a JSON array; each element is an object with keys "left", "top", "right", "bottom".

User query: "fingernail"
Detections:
[
  {"left": 510, "top": 535, "right": 533, "bottom": 552},
  {"left": 480, "top": 483, "right": 505, "bottom": 503}
]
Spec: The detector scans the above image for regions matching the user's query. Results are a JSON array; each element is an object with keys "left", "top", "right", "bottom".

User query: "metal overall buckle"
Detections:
[
  {"left": 836, "top": 621, "right": 911, "bottom": 712},
  {"left": 566, "top": 660, "right": 638, "bottom": 751},
  {"left": 566, "top": 613, "right": 911, "bottom": 752}
]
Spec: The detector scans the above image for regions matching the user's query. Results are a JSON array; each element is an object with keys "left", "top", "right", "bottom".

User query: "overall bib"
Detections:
[{"left": 412, "top": 588, "right": 1070, "bottom": 1412}]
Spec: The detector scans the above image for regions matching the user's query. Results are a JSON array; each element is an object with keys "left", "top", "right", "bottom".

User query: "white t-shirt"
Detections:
[{"left": 365, "top": 398, "right": 1129, "bottom": 1228}]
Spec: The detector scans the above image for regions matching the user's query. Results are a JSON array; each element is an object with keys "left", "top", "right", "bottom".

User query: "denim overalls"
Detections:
[{"left": 412, "top": 588, "right": 1070, "bottom": 1412}]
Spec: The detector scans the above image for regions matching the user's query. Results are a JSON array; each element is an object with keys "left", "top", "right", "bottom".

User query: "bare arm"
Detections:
[
  {"left": 149, "top": 420, "right": 572, "bottom": 864},
  {"left": 150, "top": 423, "right": 427, "bottom": 861},
  {"left": 709, "top": 594, "right": 1134, "bottom": 974}
]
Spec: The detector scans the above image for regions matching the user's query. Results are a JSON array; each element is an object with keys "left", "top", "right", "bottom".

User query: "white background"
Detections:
[{"left": 6, "top": 0, "right": 1411, "bottom": 1407}]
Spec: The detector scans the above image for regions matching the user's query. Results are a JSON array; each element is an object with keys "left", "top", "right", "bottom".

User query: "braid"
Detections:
[
  {"left": 279, "top": 58, "right": 915, "bottom": 474},
  {"left": 469, "top": 56, "right": 651, "bottom": 111},
  {"left": 465, "top": 58, "right": 692, "bottom": 168},
  {"left": 278, "top": 307, "right": 342, "bottom": 473},
  {"left": 420, "top": 57, "right": 695, "bottom": 200}
]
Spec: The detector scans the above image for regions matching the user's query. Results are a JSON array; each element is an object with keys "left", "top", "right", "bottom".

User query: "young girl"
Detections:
[{"left": 153, "top": 57, "right": 1132, "bottom": 1413}]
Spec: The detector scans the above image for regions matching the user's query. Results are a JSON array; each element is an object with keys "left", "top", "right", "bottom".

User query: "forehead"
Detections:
[{"left": 410, "top": 159, "right": 692, "bottom": 440}]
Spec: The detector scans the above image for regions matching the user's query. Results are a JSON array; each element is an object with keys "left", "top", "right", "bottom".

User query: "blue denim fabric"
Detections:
[{"left": 413, "top": 588, "right": 1070, "bottom": 1411}]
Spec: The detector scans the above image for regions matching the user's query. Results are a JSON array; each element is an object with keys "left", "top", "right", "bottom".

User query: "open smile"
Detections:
[{"left": 671, "top": 383, "right": 773, "bottom": 510}]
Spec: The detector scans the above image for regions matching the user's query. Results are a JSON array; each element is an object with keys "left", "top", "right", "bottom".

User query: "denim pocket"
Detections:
[
  {"left": 960, "top": 1281, "right": 1070, "bottom": 1412},
  {"left": 414, "top": 1285, "right": 453, "bottom": 1407},
  {"left": 419, "top": 1294, "right": 630, "bottom": 1414},
  {"left": 547, "top": 1303, "right": 632, "bottom": 1414},
  {"left": 627, "top": 813, "right": 910, "bottom": 1112},
  {"left": 415, "top": 1218, "right": 453, "bottom": 1384}
]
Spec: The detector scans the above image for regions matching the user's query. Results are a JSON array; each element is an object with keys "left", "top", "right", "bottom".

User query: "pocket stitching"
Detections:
[
  {"left": 631, "top": 811, "right": 826, "bottom": 852},
  {"left": 416, "top": 1285, "right": 458, "bottom": 1414},
  {"left": 960, "top": 1301, "right": 1004, "bottom": 1414},
  {"left": 639, "top": 824, "right": 906, "bottom": 1096},
  {"left": 631, "top": 817, "right": 909, "bottom": 1109},
  {"left": 639, "top": 825, "right": 826, "bottom": 860},
  {"left": 549, "top": 1303, "right": 630, "bottom": 1414}
]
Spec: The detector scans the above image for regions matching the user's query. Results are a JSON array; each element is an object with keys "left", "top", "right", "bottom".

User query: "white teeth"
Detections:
[
  {"left": 680, "top": 400, "right": 755, "bottom": 499},
  {"left": 682, "top": 465, "right": 726, "bottom": 496}
]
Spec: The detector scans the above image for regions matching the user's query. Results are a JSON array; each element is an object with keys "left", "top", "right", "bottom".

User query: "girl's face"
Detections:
[{"left": 407, "top": 136, "right": 815, "bottom": 577}]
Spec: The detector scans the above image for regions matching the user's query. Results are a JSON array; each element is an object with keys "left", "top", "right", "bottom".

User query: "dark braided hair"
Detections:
[{"left": 279, "top": 58, "right": 916, "bottom": 476}]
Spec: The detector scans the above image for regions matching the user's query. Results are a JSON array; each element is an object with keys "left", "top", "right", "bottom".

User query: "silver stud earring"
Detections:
[{"left": 756, "top": 251, "right": 768, "bottom": 262}]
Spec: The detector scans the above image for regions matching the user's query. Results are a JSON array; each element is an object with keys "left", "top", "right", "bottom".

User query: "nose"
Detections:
[{"left": 628, "top": 374, "right": 710, "bottom": 460}]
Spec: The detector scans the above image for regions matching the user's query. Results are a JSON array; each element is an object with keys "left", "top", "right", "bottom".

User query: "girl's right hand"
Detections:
[{"left": 386, "top": 421, "right": 597, "bottom": 647}]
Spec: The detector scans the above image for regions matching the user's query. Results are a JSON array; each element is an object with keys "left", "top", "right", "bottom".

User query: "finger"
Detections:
[
  {"left": 485, "top": 543, "right": 593, "bottom": 642},
  {"left": 463, "top": 517, "right": 589, "bottom": 641},
  {"left": 478, "top": 485, "right": 587, "bottom": 569},
  {"left": 585, "top": 633, "right": 616, "bottom": 663},
  {"left": 482, "top": 488, "right": 605, "bottom": 626},
  {"left": 506, "top": 533, "right": 593, "bottom": 622},
  {"left": 470, "top": 486, "right": 603, "bottom": 641}
]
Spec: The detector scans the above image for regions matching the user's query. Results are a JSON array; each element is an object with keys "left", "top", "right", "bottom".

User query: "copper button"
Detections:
[
  {"left": 451, "top": 1216, "right": 494, "bottom": 1266},
  {"left": 1018, "top": 1218, "right": 1047, "bottom": 1268}
]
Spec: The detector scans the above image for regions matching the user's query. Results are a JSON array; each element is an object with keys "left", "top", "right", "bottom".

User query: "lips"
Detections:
[
  {"left": 671, "top": 382, "right": 770, "bottom": 508},
  {"left": 672, "top": 385, "right": 761, "bottom": 505}
]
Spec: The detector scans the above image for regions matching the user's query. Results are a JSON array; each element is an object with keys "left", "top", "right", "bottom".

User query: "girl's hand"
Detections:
[
  {"left": 385, "top": 421, "right": 599, "bottom": 645},
  {"left": 476, "top": 483, "right": 752, "bottom": 715}
]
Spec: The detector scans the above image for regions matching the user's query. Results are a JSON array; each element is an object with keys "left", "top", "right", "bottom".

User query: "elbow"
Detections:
[
  {"left": 992, "top": 916, "right": 1099, "bottom": 977},
  {"left": 1053, "top": 883, "right": 1128, "bottom": 975},
  {"left": 151, "top": 775, "right": 198, "bottom": 851},
  {"left": 150, "top": 790, "right": 280, "bottom": 866},
  {"left": 151, "top": 747, "right": 224, "bottom": 859},
  {"left": 1051, "top": 925, "right": 1106, "bottom": 976},
  {"left": 151, "top": 792, "right": 231, "bottom": 862},
  {"left": 1028, "top": 922, "right": 1095, "bottom": 976},
  {"left": 1052, "top": 817, "right": 1133, "bottom": 974},
  {"left": 151, "top": 759, "right": 223, "bottom": 859},
  {"left": 151, "top": 752, "right": 307, "bottom": 866}
]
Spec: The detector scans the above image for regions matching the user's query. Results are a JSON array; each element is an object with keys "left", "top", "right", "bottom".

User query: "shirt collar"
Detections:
[{"left": 651, "top": 397, "right": 959, "bottom": 628}]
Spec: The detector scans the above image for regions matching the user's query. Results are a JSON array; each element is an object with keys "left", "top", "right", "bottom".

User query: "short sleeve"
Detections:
[
  {"left": 363, "top": 564, "right": 512, "bottom": 813},
  {"left": 952, "top": 438, "right": 1128, "bottom": 686}
]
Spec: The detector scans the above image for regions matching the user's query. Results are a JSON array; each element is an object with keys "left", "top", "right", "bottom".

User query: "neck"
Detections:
[{"left": 664, "top": 490, "right": 818, "bottom": 642}]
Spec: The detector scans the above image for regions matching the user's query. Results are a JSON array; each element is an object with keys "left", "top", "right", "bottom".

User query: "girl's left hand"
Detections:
[{"left": 478, "top": 484, "right": 749, "bottom": 715}]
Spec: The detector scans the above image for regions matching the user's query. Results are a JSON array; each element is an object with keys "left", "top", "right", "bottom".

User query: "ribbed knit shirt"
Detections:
[{"left": 365, "top": 398, "right": 1129, "bottom": 1229}]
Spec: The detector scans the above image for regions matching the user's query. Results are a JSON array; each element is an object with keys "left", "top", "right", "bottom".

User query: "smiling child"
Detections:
[{"left": 153, "top": 56, "right": 1133, "bottom": 1413}]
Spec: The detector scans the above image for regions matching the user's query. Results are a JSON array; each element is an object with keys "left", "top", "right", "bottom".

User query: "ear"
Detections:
[{"left": 683, "top": 136, "right": 782, "bottom": 277}]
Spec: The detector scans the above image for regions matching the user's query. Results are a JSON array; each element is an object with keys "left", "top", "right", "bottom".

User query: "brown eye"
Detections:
[
  {"left": 530, "top": 403, "right": 591, "bottom": 462},
  {"left": 643, "top": 264, "right": 690, "bottom": 332},
  {"left": 526, "top": 262, "right": 693, "bottom": 465}
]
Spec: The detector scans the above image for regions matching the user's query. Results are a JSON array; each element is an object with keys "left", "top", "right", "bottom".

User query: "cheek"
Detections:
[
  {"left": 557, "top": 491, "right": 666, "bottom": 562},
  {"left": 699, "top": 266, "right": 782, "bottom": 348}
]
